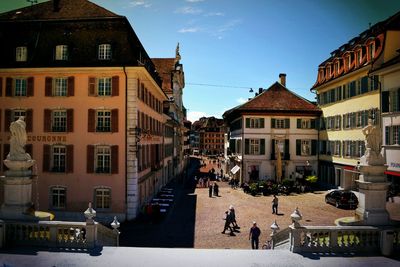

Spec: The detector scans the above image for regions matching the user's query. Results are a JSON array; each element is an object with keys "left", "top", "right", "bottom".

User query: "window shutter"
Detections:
[
  {"left": 66, "top": 145, "right": 74, "bottom": 173},
  {"left": 271, "top": 139, "right": 275, "bottom": 159},
  {"left": 385, "top": 127, "right": 390, "bottom": 145},
  {"left": 6, "top": 77, "right": 12, "bottom": 96},
  {"left": 111, "top": 109, "right": 118, "bottom": 132},
  {"left": 26, "top": 109, "right": 33, "bottom": 132},
  {"left": 111, "top": 145, "right": 119, "bottom": 174},
  {"left": 311, "top": 140, "right": 317, "bottom": 155},
  {"left": 260, "top": 139, "right": 265, "bottom": 155},
  {"left": 260, "top": 118, "right": 265, "bottom": 128},
  {"left": 381, "top": 91, "right": 389, "bottom": 113},
  {"left": 361, "top": 76, "right": 368, "bottom": 93},
  {"left": 45, "top": 77, "right": 53, "bottom": 96},
  {"left": 284, "top": 139, "right": 289, "bottom": 156},
  {"left": 87, "top": 145, "right": 94, "bottom": 173},
  {"left": 112, "top": 76, "right": 119, "bottom": 96},
  {"left": 27, "top": 77, "right": 34, "bottom": 96},
  {"left": 88, "top": 77, "right": 96, "bottom": 96},
  {"left": 297, "top": 119, "right": 301, "bottom": 129},
  {"left": 44, "top": 109, "right": 51, "bottom": 132},
  {"left": 0, "top": 77, "right": 2, "bottom": 96},
  {"left": 244, "top": 139, "right": 249, "bottom": 155},
  {"left": 271, "top": 118, "right": 276, "bottom": 128},
  {"left": 68, "top": 76, "right": 75, "bottom": 96},
  {"left": 67, "top": 109, "right": 74, "bottom": 132},
  {"left": 43, "top": 144, "right": 51, "bottom": 172},
  {"left": 311, "top": 119, "right": 316, "bottom": 129},
  {"left": 285, "top": 118, "right": 290, "bottom": 129},
  {"left": 4, "top": 109, "right": 11, "bottom": 132},
  {"left": 88, "top": 109, "right": 95, "bottom": 132},
  {"left": 296, "top": 140, "right": 301, "bottom": 156},
  {"left": 245, "top": 118, "right": 250, "bottom": 128}
]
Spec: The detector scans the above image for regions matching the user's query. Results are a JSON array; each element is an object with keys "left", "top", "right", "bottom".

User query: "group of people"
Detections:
[
  {"left": 222, "top": 205, "right": 240, "bottom": 236},
  {"left": 209, "top": 182, "right": 219, "bottom": 197}
]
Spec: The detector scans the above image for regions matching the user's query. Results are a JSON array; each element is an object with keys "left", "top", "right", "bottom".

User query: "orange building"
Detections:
[{"left": 0, "top": 0, "right": 185, "bottom": 222}]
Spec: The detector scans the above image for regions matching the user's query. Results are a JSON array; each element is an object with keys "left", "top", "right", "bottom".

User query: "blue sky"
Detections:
[{"left": 2, "top": 0, "right": 400, "bottom": 122}]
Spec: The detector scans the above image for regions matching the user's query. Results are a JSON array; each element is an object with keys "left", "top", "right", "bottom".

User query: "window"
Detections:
[
  {"left": 51, "top": 187, "right": 66, "bottom": 209},
  {"left": 96, "top": 110, "right": 111, "bottom": 132},
  {"left": 334, "top": 141, "right": 341, "bottom": 156},
  {"left": 11, "top": 109, "right": 26, "bottom": 122},
  {"left": 245, "top": 138, "right": 265, "bottom": 155},
  {"left": 272, "top": 118, "right": 289, "bottom": 129},
  {"left": 250, "top": 139, "right": 260, "bottom": 155},
  {"left": 96, "top": 146, "right": 111, "bottom": 173},
  {"left": 52, "top": 110, "right": 67, "bottom": 132},
  {"left": 98, "top": 78, "right": 112, "bottom": 96},
  {"left": 368, "top": 42, "right": 375, "bottom": 60},
  {"left": 276, "top": 119, "right": 285, "bottom": 128},
  {"left": 382, "top": 89, "right": 400, "bottom": 113},
  {"left": 245, "top": 118, "right": 264, "bottom": 128},
  {"left": 386, "top": 125, "right": 400, "bottom": 145},
  {"left": 301, "top": 140, "right": 311, "bottom": 156},
  {"left": 98, "top": 44, "right": 111, "bottom": 60},
  {"left": 55, "top": 45, "right": 68, "bottom": 60},
  {"left": 52, "top": 145, "right": 66, "bottom": 172},
  {"left": 302, "top": 119, "right": 310, "bottom": 129},
  {"left": 15, "top": 78, "right": 27, "bottom": 96},
  {"left": 54, "top": 78, "right": 67, "bottom": 96},
  {"left": 16, "top": 46, "right": 27, "bottom": 62},
  {"left": 95, "top": 188, "right": 111, "bottom": 209}
]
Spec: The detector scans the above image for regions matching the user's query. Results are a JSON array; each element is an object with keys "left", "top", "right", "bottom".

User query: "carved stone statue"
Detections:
[
  {"left": 360, "top": 118, "right": 384, "bottom": 166},
  {"left": 7, "top": 116, "right": 31, "bottom": 161}
]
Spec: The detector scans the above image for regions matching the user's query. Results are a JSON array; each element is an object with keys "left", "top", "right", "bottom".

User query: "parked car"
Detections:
[{"left": 325, "top": 190, "right": 358, "bottom": 209}]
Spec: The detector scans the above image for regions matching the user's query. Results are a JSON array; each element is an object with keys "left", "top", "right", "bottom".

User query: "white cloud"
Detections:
[
  {"left": 130, "top": 0, "right": 152, "bottom": 8},
  {"left": 217, "top": 19, "right": 242, "bottom": 33},
  {"left": 188, "top": 111, "right": 208, "bottom": 122},
  {"left": 178, "top": 27, "right": 200, "bottom": 33},
  {"left": 205, "top": 12, "right": 224, "bottom": 17},
  {"left": 175, "top": 6, "right": 203, "bottom": 14},
  {"left": 236, "top": 97, "right": 247, "bottom": 104}
]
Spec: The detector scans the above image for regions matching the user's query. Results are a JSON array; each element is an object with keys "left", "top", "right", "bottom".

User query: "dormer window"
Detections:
[
  {"left": 358, "top": 49, "right": 363, "bottom": 64},
  {"left": 98, "top": 44, "right": 111, "bottom": 60},
  {"left": 16, "top": 46, "right": 27, "bottom": 62},
  {"left": 368, "top": 42, "right": 375, "bottom": 61},
  {"left": 55, "top": 45, "right": 68, "bottom": 60}
]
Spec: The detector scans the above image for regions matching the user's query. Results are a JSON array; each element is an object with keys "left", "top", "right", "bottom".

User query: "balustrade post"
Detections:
[
  {"left": 330, "top": 230, "right": 338, "bottom": 252},
  {"left": 49, "top": 225, "right": 58, "bottom": 246},
  {"left": 289, "top": 226, "right": 302, "bottom": 253},
  {"left": 85, "top": 224, "right": 96, "bottom": 248}
]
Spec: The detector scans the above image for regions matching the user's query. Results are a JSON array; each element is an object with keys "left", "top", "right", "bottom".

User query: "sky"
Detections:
[{"left": 2, "top": 0, "right": 400, "bottom": 122}]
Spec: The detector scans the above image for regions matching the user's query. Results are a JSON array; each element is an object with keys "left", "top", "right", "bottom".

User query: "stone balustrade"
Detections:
[
  {"left": 0, "top": 220, "right": 118, "bottom": 249},
  {"left": 289, "top": 225, "right": 399, "bottom": 254}
]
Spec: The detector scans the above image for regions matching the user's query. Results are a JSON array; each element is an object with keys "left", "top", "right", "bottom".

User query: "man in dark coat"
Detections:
[
  {"left": 222, "top": 211, "right": 235, "bottom": 236},
  {"left": 249, "top": 221, "right": 261, "bottom": 249}
]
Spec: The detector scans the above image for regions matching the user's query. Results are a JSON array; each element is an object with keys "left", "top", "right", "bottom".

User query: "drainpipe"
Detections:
[{"left": 123, "top": 66, "right": 128, "bottom": 220}]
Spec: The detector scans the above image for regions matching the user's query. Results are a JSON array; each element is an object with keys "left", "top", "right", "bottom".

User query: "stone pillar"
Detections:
[{"left": 355, "top": 165, "right": 390, "bottom": 225}]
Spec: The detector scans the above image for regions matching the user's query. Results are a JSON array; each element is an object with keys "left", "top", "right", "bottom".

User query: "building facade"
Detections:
[
  {"left": 0, "top": 0, "right": 185, "bottom": 222},
  {"left": 311, "top": 11, "right": 400, "bottom": 190},
  {"left": 192, "top": 117, "right": 225, "bottom": 156},
  {"left": 224, "top": 74, "right": 321, "bottom": 184}
]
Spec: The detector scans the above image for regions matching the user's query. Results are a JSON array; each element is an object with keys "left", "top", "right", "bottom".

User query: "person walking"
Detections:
[
  {"left": 272, "top": 195, "right": 279, "bottom": 214},
  {"left": 249, "top": 221, "right": 261, "bottom": 249},
  {"left": 229, "top": 205, "right": 240, "bottom": 229},
  {"left": 222, "top": 211, "right": 235, "bottom": 236},
  {"left": 213, "top": 182, "right": 219, "bottom": 197},
  {"left": 209, "top": 182, "right": 213, "bottom": 198}
]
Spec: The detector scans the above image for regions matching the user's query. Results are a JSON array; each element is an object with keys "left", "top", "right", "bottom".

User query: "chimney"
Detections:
[
  {"left": 53, "top": 0, "right": 60, "bottom": 12},
  {"left": 258, "top": 88, "right": 263, "bottom": 94},
  {"left": 279, "top": 73, "right": 286, "bottom": 87}
]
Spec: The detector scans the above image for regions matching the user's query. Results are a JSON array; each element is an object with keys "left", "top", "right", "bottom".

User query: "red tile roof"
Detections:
[
  {"left": 224, "top": 82, "right": 320, "bottom": 120},
  {"left": 0, "top": 0, "right": 120, "bottom": 21},
  {"left": 152, "top": 58, "right": 175, "bottom": 93}
]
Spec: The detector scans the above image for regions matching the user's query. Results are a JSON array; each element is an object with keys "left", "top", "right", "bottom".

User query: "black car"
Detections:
[{"left": 325, "top": 190, "right": 358, "bottom": 209}]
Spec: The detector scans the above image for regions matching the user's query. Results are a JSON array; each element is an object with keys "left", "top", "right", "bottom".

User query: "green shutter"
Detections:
[
  {"left": 245, "top": 139, "right": 249, "bottom": 155},
  {"left": 382, "top": 91, "right": 389, "bottom": 113},
  {"left": 285, "top": 118, "right": 290, "bottom": 129},
  {"left": 296, "top": 140, "right": 301, "bottom": 156},
  {"left": 297, "top": 119, "right": 301, "bottom": 129},
  {"left": 246, "top": 118, "right": 250, "bottom": 128},
  {"left": 260, "top": 118, "right": 265, "bottom": 128},
  {"left": 260, "top": 139, "right": 265, "bottom": 155},
  {"left": 311, "top": 119, "right": 316, "bottom": 129},
  {"left": 271, "top": 139, "right": 275, "bottom": 159},
  {"left": 271, "top": 118, "right": 276, "bottom": 128},
  {"left": 284, "top": 139, "right": 289, "bottom": 156},
  {"left": 311, "top": 140, "right": 317, "bottom": 155}
]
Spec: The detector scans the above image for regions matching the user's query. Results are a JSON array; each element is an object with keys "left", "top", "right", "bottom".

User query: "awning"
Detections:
[
  {"left": 385, "top": 171, "right": 400, "bottom": 177},
  {"left": 231, "top": 165, "right": 240, "bottom": 174}
]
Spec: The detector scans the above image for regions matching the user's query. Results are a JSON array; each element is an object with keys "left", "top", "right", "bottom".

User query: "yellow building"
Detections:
[{"left": 311, "top": 11, "right": 400, "bottom": 189}]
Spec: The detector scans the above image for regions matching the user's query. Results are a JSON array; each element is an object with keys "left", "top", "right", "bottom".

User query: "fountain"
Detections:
[{"left": 0, "top": 116, "right": 53, "bottom": 221}]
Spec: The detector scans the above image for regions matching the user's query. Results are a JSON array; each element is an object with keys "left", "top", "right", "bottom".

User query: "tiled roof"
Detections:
[
  {"left": 224, "top": 82, "right": 320, "bottom": 120},
  {"left": 0, "top": 0, "right": 121, "bottom": 21},
  {"left": 152, "top": 58, "right": 175, "bottom": 93}
]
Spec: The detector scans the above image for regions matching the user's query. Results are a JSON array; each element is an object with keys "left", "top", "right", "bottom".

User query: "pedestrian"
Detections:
[
  {"left": 213, "top": 182, "right": 219, "bottom": 197},
  {"left": 229, "top": 205, "right": 240, "bottom": 229},
  {"left": 222, "top": 211, "right": 235, "bottom": 236},
  {"left": 272, "top": 195, "right": 279, "bottom": 214},
  {"left": 249, "top": 221, "right": 261, "bottom": 249},
  {"left": 209, "top": 182, "right": 213, "bottom": 197}
]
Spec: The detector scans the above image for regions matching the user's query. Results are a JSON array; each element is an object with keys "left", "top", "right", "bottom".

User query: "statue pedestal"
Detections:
[
  {"left": 0, "top": 159, "right": 36, "bottom": 221},
  {"left": 355, "top": 165, "right": 390, "bottom": 226}
]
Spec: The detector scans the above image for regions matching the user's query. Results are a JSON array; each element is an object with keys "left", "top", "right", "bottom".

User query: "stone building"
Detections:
[{"left": 192, "top": 117, "right": 225, "bottom": 156}]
